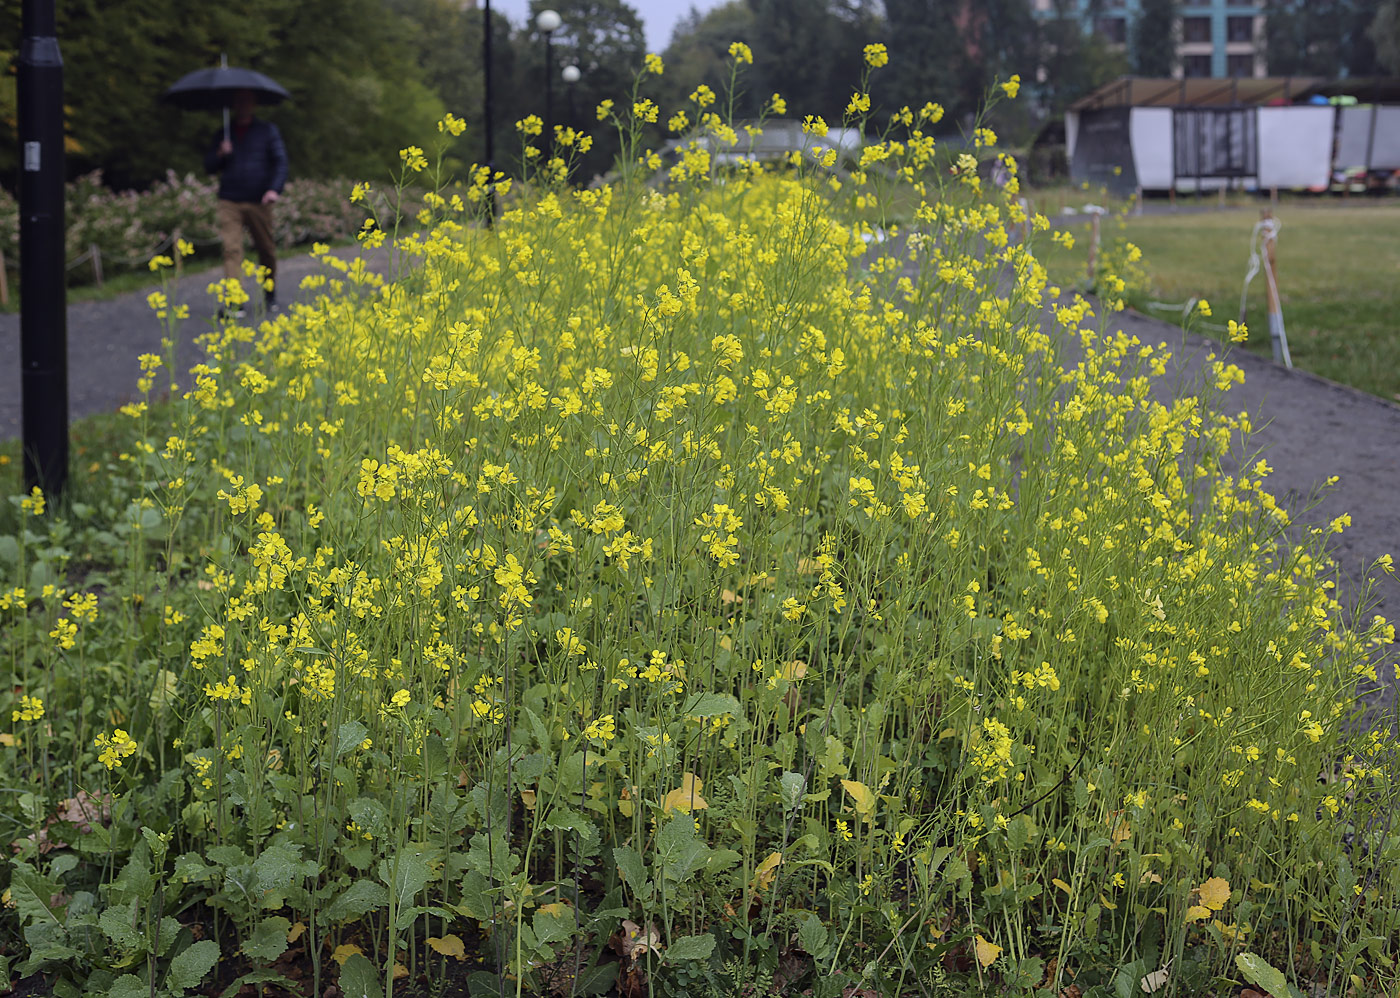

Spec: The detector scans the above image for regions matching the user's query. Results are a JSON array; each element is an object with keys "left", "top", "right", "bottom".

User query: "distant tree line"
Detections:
[{"left": 0, "top": 0, "right": 1394, "bottom": 193}]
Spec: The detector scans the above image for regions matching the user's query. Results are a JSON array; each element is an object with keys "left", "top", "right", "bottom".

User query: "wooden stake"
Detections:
[
  {"left": 1088, "top": 210, "right": 1102, "bottom": 284},
  {"left": 173, "top": 229, "right": 182, "bottom": 278},
  {"left": 89, "top": 243, "right": 103, "bottom": 287},
  {"left": 1270, "top": 186, "right": 1278, "bottom": 207},
  {"left": 1135, "top": 186, "right": 1143, "bottom": 216},
  {"left": 1261, "top": 208, "right": 1291, "bottom": 367},
  {"left": 0, "top": 248, "right": 8, "bottom": 307}
]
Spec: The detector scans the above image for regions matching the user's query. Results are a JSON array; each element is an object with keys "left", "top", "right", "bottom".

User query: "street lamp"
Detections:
[
  {"left": 482, "top": 0, "right": 497, "bottom": 224},
  {"left": 562, "top": 64, "right": 580, "bottom": 129},
  {"left": 537, "top": 9, "right": 561, "bottom": 139}
]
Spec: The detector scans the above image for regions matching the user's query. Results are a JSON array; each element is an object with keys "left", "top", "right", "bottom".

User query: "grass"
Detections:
[{"left": 1039, "top": 199, "right": 1400, "bottom": 401}]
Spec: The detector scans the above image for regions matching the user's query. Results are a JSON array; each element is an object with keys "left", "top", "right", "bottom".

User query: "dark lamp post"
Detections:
[
  {"left": 537, "top": 9, "right": 561, "bottom": 140},
  {"left": 19, "top": 0, "right": 68, "bottom": 498}
]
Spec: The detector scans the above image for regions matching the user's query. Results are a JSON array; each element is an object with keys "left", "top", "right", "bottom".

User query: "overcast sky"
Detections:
[{"left": 486, "top": 0, "right": 725, "bottom": 53}]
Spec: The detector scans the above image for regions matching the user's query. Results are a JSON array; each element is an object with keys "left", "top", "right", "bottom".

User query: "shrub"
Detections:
[{"left": 0, "top": 172, "right": 377, "bottom": 289}]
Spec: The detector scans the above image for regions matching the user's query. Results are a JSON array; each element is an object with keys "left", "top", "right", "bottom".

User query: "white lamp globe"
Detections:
[
  {"left": 562, "top": 65, "right": 581, "bottom": 83},
  {"left": 536, "top": 9, "right": 562, "bottom": 32}
]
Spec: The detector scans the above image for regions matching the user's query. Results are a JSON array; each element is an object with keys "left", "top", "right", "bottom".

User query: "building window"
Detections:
[
  {"left": 1183, "top": 54, "right": 1213, "bottom": 77},
  {"left": 1227, "top": 53, "right": 1255, "bottom": 77},
  {"left": 1182, "top": 17, "right": 1212, "bottom": 43},
  {"left": 1095, "top": 15, "right": 1127, "bottom": 43},
  {"left": 1226, "top": 16, "right": 1254, "bottom": 43}
]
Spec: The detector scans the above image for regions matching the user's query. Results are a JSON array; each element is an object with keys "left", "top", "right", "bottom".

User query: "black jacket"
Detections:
[{"left": 205, "top": 118, "right": 288, "bottom": 203}]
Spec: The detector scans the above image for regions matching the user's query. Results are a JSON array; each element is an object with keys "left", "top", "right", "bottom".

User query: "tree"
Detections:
[
  {"left": 659, "top": 2, "right": 760, "bottom": 119},
  {"left": 1263, "top": 0, "right": 1384, "bottom": 77},
  {"left": 0, "top": 0, "right": 448, "bottom": 189},
  {"left": 1373, "top": 0, "right": 1400, "bottom": 72},
  {"left": 881, "top": 0, "right": 1034, "bottom": 128},
  {"left": 494, "top": 0, "right": 646, "bottom": 178},
  {"left": 1037, "top": 0, "right": 1130, "bottom": 118},
  {"left": 1132, "top": 0, "right": 1178, "bottom": 77}
]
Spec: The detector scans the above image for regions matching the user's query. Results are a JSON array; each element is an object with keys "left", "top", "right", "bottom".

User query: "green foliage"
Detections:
[
  {"left": 1263, "top": 0, "right": 1386, "bottom": 76},
  {"left": 1132, "top": 0, "right": 1179, "bottom": 77}
]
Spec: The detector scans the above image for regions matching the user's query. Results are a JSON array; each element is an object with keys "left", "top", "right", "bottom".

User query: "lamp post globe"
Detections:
[
  {"left": 537, "top": 9, "right": 562, "bottom": 139},
  {"left": 562, "top": 64, "right": 581, "bottom": 84}
]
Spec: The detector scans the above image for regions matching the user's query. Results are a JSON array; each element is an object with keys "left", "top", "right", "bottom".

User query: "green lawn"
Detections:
[{"left": 1040, "top": 201, "right": 1400, "bottom": 401}]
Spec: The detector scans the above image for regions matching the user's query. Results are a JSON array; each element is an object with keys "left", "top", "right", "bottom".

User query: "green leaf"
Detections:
[
  {"left": 165, "top": 939, "right": 220, "bottom": 992},
  {"left": 107, "top": 974, "right": 149, "bottom": 998},
  {"left": 1113, "top": 960, "right": 1147, "bottom": 998},
  {"left": 338, "top": 953, "right": 384, "bottom": 998},
  {"left": 779, "top": 771, "right": 806, "bottom": 811},
  {"left": 657, "top": 815, "right": 710, "bottom": 883},
  {"left": 327, "top": 879, "right": 388, "bottom": 923},
  {"left": 220, "top": 970, "right": 306, "bottom": 998},
  {"left": 797, "top": 911, "right": 829, "bottom": 960},
  {"left": 243, "top": 916, "right": 291, "bottom": 962},
  {"left": 573, "top": 962, "right": 618, "bottom": 995},
  {"left": 613, "top": 845, "right": 648, "bottom": 892},
  {"left": 1235, "top": 953, "right": 1289, "bottom": 996},
  {"left": 348, "top": 797, "right": 389, "bottom": 839},
  {"left": 98, "top": 902, "right": 143, "bottom": 951},
  {"left": 8, "top": 865, "right": 64, "bottom": 927},
  {"left": 666, "top": 932, "right": 715, "bottom": 962},
  {"left": 377, "top": 844, "right": 435, "bottom": 908},
  {"left": 336, "top": 720, "right": 369, "bottom": 759},
  {"left": 680, "top": 691, "right": 742, "bottom": 718}
]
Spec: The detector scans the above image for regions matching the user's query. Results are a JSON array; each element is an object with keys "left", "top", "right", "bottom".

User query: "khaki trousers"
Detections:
[{"left": 216, "top": 199, "right": 277, "bottom": 294}]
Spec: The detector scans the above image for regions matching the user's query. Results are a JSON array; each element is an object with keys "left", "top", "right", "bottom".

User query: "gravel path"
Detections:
[{"left": 3, "top": 248, "right": 1396, "bottom": 709}]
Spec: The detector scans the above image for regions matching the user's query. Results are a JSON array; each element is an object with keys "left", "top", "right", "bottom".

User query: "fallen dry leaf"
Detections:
[
  {"left": 330, "top": 942, "right": 362, "bottom": 965},
  {"left": 617, "top": 919, "right": 661, "bottom": 960},
  {"left": 974, "top": 934, "right": 1002, "bottom": 968},
  {"left": 427, "top": 934, "right": 466, "bottom": 960},
  {"left": 660, "top": 772, "right": 708, "bottom": 815},
  {"left": 1199, "top": 877, "right": 1231, "bottom": 911}
]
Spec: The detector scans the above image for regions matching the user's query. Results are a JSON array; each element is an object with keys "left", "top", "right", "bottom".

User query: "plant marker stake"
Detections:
[
  {"left": 89, "top": 243, "right": 102, "bottom": 287},
  {"left": 1261, "top": 208, "right": 1291, "bottom": 368},
  {"left": 0, "top": 248, "right": 9, "bottom": 307},
  {"left": 19, "top": 0, "right": 68, "bottom": 498}
]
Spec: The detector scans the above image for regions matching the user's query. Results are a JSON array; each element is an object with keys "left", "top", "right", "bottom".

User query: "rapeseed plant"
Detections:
[{"left": 1, "top": 42, "right": 1396, "bottom": 998}]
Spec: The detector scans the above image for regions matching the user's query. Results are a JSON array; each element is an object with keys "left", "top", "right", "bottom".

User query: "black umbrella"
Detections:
[{"left": 163, "top": 55, "right": 289, "bottom": 141}]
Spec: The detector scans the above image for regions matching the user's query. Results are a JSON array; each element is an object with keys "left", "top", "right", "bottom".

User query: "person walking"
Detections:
[{"left": 204, "top": 88, "right": 287, "bottom": 314}]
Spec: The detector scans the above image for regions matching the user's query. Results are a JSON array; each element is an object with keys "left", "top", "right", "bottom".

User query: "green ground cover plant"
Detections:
[
  {"left": 2, "top": 54, "right": 1398, "bottom": 998},
  {"left": 1040, "top": 201, "right": 1400, "bottom": 401}
]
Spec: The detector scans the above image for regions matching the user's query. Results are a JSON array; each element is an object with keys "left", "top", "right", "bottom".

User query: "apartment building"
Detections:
[{"left": 1031, "top": 0, "right": 1267, "bottom": 78}]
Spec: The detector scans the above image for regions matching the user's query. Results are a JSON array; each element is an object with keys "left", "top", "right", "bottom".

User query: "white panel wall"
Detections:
[
  {"left": 1257, "top": 106, "right": 1336, "bottom": 189},
  {"left": 1129, "top": 107, "right": 1174, "bottom": 189},
  {"left": 1065, "top": 110, "right": 1080, "bottom": 162}
]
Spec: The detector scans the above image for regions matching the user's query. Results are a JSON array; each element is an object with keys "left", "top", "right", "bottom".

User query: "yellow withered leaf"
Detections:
[
  {"left": 427, "top": 934, "right": 467, "bottom": 960},
  {"left": 840, "top": 779, "right": 876, "bottom": 819},
  {"left": 779, "top": 659, "right": 808, "bottom": 680},
  {"left": 752, "top": 850, "right": 783, "bottom": 891},
  {"left": 1198, "top": 877, "right": 1231, "bottom": 911},
  {"left": 974, "top": 934, "right": 1002, "bottom": 968},
  {"left": 286, "top": 921, "right": 306, "bottom": 943},
  {"left": 331, "top": 942, "right": 363, "bottom": 965},
  {"left": 1052, "top": 878, "right": 1072, "bottom": 895},
  {"left": 1183, "top": 905, "right": 1212, "bottom": 922},
  {"left": 661, "top": 772, "right": 708, "bottom": 815}
]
